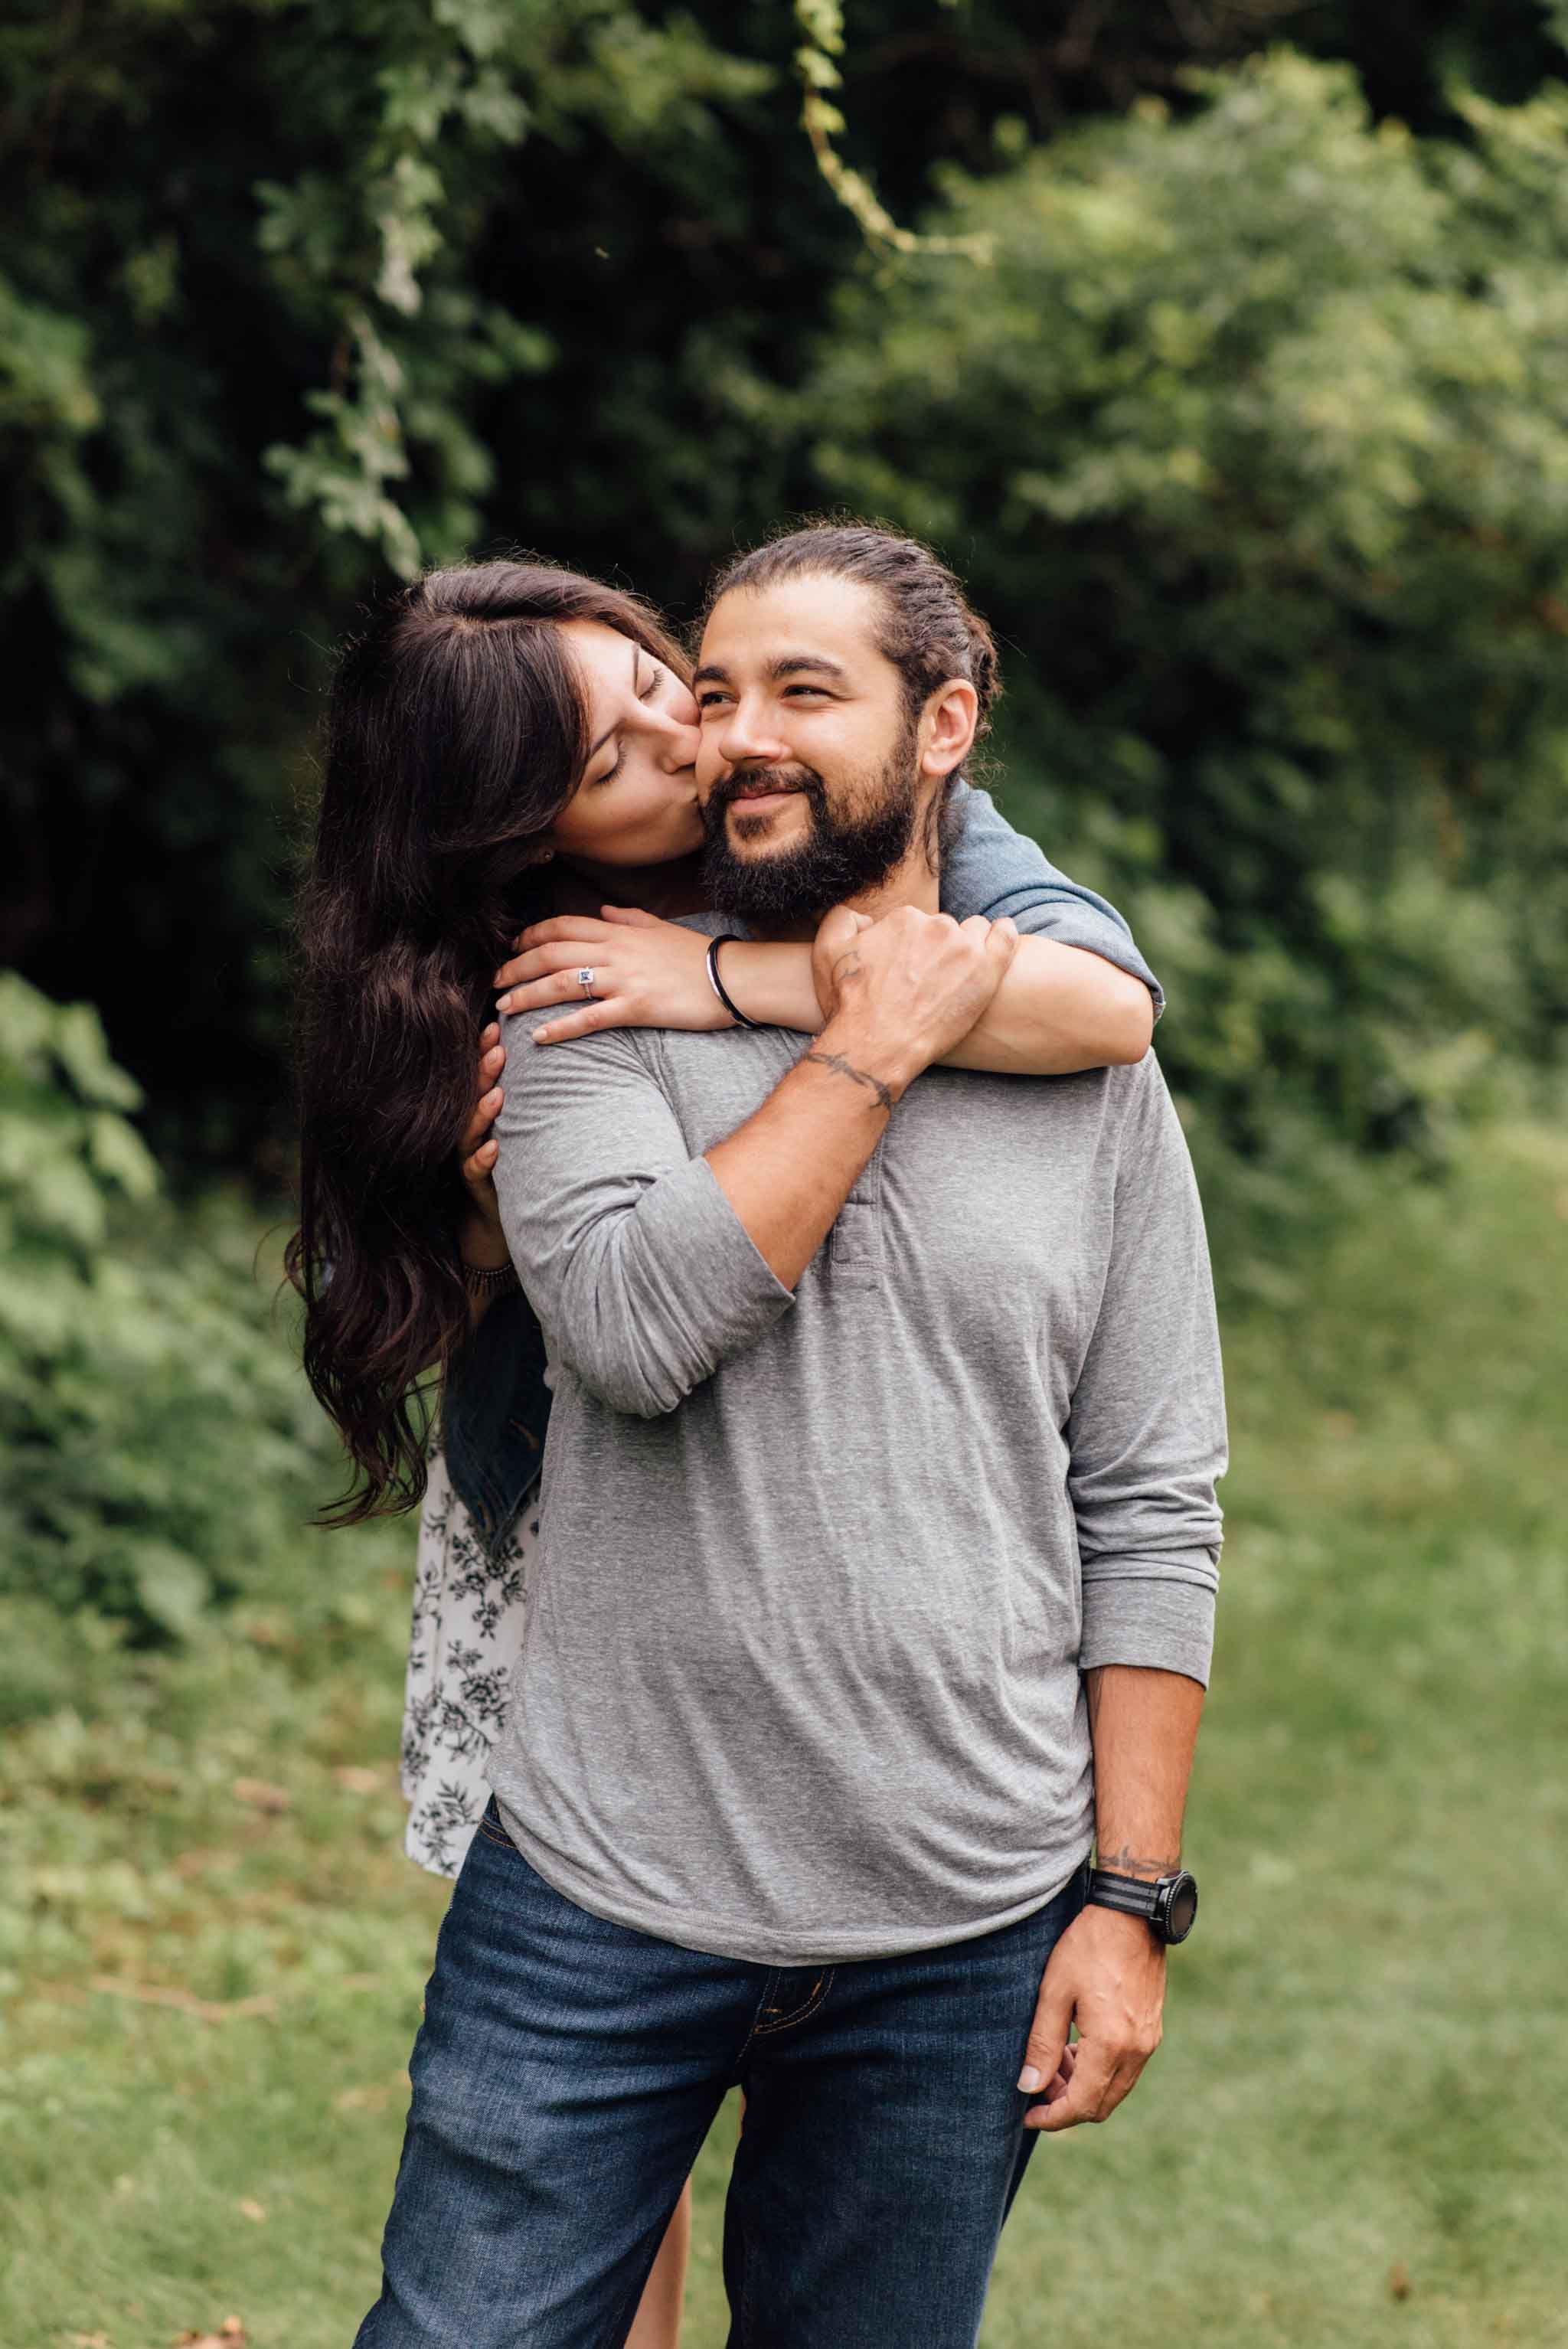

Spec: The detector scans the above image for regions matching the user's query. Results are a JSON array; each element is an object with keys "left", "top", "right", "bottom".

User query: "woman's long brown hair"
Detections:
[{"left": 287, "top": 557, "right": 688, "bottom": 1524}]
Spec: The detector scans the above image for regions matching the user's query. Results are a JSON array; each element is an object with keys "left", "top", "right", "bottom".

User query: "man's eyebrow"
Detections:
[
  {"left": 690, "top": 654, "right": 851, "bottom": 688},
  {"left": 587, "top": 642, "right": 642, "bottom": 761},
  {"left": 768, "top": 654, "right": 851, "bottom": 684}
]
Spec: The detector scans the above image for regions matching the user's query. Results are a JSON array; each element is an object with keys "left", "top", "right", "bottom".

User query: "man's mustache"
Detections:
[{"left": 706, "top": 764, "right": 827, "bottom": 819}]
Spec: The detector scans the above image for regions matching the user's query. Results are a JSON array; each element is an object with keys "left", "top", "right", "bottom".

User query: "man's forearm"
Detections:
[
  {"left": 1084, "top": 1664, "right": 1206, "bottom": 1877},
  {"left": 704, "top": 1013, "right": 919, "bottom": 1289}
]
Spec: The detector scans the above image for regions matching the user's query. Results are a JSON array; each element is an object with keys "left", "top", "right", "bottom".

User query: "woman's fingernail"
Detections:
[
  {"left": 1017, "top": 2066, "right": 1042, "bottom": 2094},
  {"left": 532, "top": 1027, "right": 550, "bottom": 1044},
  {"left": 496, "top": 994, "right": 512, "bottom": 1014}
]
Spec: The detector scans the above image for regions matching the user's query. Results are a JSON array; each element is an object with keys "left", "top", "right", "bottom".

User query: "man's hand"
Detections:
[
  {"left": 811, "top": 902, "right": 1021, "bottom": 1096},
  {"left": 1017, "top": 1903, "right": 1166, "bottom": 2132}
]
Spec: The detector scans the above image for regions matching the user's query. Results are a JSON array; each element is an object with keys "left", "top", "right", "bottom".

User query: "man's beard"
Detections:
[{"left": 701, "top": 733, "right": 921, "bottom": 929}]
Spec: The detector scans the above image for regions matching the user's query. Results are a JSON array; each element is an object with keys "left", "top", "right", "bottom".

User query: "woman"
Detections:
[{"left": 292, "top": 550, "right": 1162, "bottom": 2347}]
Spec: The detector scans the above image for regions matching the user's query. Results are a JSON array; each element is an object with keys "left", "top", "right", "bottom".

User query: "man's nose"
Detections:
[{"left": 715, "top": 701, "right": 789, "bottom": 768}]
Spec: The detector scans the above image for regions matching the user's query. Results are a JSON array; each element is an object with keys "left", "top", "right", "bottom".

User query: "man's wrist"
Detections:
[
  {"left": 813, "top": 1013, "right": 926, "bottom": 1106},
  {"left": 1094, "top": 1842, "right": 1181, "bottom": 1884}
]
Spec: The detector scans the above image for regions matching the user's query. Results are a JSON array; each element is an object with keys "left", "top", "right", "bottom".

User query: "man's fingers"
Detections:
[
  {"left": 599, "top": 904, "right": 662, "bottom": 927},
  {"left": 815, "top": 903, "right": 863, "bottom": 956},
  {"left": 1028, "top": 2037, "right": 1120, "bottom": 2134},
  {"left": 986, "top": 915, "right": 1020, "bottom": 971},
  {"left": 1031, "top": 2034, "right": 1155, "bottom": 2134},
  {"left": 1043, "top": 2042, "right": 1077, "bottom": 2101},
  {"left": 1018, "top": 1972, "right": 1074, "bottom": 2099}
]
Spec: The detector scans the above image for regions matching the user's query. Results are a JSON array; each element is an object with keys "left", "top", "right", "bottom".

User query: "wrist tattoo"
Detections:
[
  {"left": 1096, "top": 1841, "right": 1181, "bottom": 1879},
  {"left": 802, "top": 1047, "right": 895, "bottom": 1115}
]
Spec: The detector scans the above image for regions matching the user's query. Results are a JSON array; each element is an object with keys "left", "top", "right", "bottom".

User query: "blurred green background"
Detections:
[{"left": 2, "top": 4, "right": 1566, "bottom": 2343}]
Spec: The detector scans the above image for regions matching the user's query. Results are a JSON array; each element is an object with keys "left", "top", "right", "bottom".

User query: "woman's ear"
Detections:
[{"left": 919, "top": 679, "right": 979, "bottom": 779}]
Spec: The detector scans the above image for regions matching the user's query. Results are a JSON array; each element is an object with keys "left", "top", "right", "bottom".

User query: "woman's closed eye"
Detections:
[{"left": 591, "top": 662, "right": 675, "bottom": 785}]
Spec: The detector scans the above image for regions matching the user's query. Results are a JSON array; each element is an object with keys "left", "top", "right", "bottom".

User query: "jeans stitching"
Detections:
[
  {"left": 733, "top": 1968, "right": 781, "bottom": 2068},
  {"left": 475, "top": 1815, "right": 517, "bottom": 1851},
  {"left": 750, "top": 1968, "right": 834, "bottom": 2037}
]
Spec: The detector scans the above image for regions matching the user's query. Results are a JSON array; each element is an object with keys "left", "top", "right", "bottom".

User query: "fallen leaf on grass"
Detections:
[
  {"left": 172, "top": 1848, "right": 232, "bottom": 1880},
  {"left": 90, "top": 1976, "right": 276, "bottom": 2024},
  {"left": 70, "top": 2333, "right": 112, "bottom": 2346},
  {"left": 332, "top": 1765, "right": 385, "bottom": 1793},
  {"left": 237, "top": 2198, "right": 266, "bottom": 2222},
  {"left": 1390, "top": 2261, "right": 1412, "bottom": 2300},
  {"left": 232, "top": 1777, "right": 289, "bottom": 1812},
  {"left": 335, "top": 2083, "right": 392, "bottom": 2113},
  {"left": 174, "top": 2321, "right": 246, "bottom": 2346},
  {"left": 336, "top": 2066, "right": 412, "bottom": 2113}
]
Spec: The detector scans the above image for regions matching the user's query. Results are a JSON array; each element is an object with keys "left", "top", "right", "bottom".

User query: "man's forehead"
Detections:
[{"left": 697, "top": 570, "right": 890, "bottom": 677}]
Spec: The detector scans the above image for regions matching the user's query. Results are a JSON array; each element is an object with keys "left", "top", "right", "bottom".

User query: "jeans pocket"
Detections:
[{"left": 475, "top": 1795, "right": 519, "bottom": 1853}]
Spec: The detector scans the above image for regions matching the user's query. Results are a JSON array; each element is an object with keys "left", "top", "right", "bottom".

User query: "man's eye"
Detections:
[{"left": 697, "top": 693, "right": 730, "bottom": 713}]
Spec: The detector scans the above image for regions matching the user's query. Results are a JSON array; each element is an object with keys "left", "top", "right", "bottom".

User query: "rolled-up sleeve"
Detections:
[
  {"left": 941, "top": 782, "right": 1165, "bottom": 1016},
  {"left": 1067, "top": 1057, "right": 1227, "bottom": 1684},
  {"left": 492, "top": 1009, "right": 794, "bottom": 1417}
]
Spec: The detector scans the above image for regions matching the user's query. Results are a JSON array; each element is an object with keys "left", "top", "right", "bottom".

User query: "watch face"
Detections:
[{"left": 1163, "top": 1874, "right": 1198, "bottom": 1943}]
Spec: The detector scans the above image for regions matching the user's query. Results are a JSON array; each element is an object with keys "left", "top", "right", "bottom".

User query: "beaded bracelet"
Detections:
[{"left": 462, "top": 1258, "right": 518, "bottom": 1299}]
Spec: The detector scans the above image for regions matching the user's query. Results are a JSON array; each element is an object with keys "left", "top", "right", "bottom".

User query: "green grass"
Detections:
[{"left": 2, "top": 1123, "right": 1566, "bottom": 2347}]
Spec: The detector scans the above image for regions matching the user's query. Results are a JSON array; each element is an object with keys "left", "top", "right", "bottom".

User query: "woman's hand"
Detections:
[
  {"left": 457, "top": 1021, "right": 510, "bottom": 1269},
  {"left": 495, "top": 906, "right": 729, "bottom": 1044}
]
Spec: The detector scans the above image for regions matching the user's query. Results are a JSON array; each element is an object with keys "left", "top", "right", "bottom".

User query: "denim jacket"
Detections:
[{"left": 441, "top": 781, "right": 1161, "bottom": 1556}]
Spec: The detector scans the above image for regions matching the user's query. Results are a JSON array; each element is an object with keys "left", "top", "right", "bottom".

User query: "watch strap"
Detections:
[{"left": 1086, "top": 1867, "right": 1161, "bottom": 1920}]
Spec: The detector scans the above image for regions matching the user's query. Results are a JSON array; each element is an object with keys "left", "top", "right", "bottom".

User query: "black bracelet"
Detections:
[{"left": 705, "top": 934, "right": 760, "bottom": 1029}]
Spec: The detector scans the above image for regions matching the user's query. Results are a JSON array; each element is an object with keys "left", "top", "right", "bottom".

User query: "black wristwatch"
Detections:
[{"left": 1086, "top": 1867, "right": 1199, "bottom": 1946}]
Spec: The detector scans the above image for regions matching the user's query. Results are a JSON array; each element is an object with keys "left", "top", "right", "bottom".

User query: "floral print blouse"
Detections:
[{"left": 400, "top": 1444, "right": 539, "bottom": 1879}]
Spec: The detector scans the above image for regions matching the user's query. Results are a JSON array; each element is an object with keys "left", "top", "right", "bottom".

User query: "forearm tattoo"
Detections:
[{"left": 802, "top": 1047, "right": 895, "bottom": 1116}]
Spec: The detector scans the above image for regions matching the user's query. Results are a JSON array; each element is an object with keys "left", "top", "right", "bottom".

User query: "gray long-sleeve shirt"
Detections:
[{"left": 488, "top": 923, "right": 1227, "bottom": 1967}]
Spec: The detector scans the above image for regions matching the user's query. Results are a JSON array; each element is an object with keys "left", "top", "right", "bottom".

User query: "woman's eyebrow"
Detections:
[{"left": 586, "top": 644, "right": 642, "bottom": 760}]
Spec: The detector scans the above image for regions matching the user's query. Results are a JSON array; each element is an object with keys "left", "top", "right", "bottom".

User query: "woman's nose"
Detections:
[{"left": 653, "top": 699, "right": 701, "bottom": 771}]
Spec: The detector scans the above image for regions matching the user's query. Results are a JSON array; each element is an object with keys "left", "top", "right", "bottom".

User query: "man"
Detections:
[{"left": 356, "top": 524, "right": 1227, "bottom": 2348}]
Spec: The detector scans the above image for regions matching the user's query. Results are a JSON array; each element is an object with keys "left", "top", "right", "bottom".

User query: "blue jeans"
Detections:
[{"left": 355, "top": 1802, "right": 1087, "bottom": 2349}]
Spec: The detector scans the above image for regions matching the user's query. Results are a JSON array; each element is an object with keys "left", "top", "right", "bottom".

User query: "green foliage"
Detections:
[
  {"left": 792, "top": 50, "right": 1568, "bottom": 1281},
  {"left": 0, "top": 972, "right": 334, "bottom": 1642},
  {"left": 3, "top": 6, "right": 1566, "bottom": 1228}
]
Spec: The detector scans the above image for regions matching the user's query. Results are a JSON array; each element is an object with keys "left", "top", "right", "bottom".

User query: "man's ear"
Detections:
[{"left": 919, "top": 679, "right": 978, "bottom": 779}]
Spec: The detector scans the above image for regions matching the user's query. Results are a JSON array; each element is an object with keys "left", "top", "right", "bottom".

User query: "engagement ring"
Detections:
[{"left": 577, "top": 968, "right": 597, "bottom": 999}]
